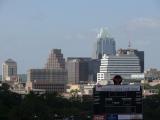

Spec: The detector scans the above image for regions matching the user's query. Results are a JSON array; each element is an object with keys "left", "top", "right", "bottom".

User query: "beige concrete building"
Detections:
[
  {"left": 45, "top": 49, "right": 65, "bottom": 69},
  {"left": 26, "top": 49, "right": 67, "bottom": 93},
  {"left": 26, "top": 69, "right": 67, "bottom": 93},
  {"left": 2, "top": 58, "right": 17, "bottom": 81},
  {"left": 66, "top": 57, "right": 91, "bottom": 84}
]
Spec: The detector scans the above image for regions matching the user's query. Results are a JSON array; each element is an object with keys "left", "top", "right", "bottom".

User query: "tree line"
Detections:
[
  {"left": 1, "top": 83, "right": 160, "bottom": 120},
  {"left": 0, "top": 83, "right": 92, "bottom": 120}
]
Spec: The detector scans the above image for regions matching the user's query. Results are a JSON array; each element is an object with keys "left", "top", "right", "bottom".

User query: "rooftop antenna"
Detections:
[{"left": 128, "top": 40, "right": 131, "bottom": 49}]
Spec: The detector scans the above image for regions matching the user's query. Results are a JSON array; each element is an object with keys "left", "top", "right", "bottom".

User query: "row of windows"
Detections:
[
  {"left": 100, "top": 64, "right": 141, "bottom": 67},
  {"left": 107, "top": 71, "right": 141, "bottom": 74},
  {"left": 100, "top": 68, "right": 140, "bottom": 72},
  {"left": 101, "top": 61, "right": 139, "bottom": 64},
  {"left": 101, "top": 57, "right": 139, "bottom": 60},
  {"left": 100, "top": 66, "right": 140, "bottom": 69},
  {"left": 107, "top": 66, "right": 140, "bottom": 68},
  {"left": 34, "top": 84, "right": 64, "bottom": 86},
  {"left": 34, "top": 88, "right": 65, "bottom": 92},
  {"left": 31, "top": 76, "right": 66, "bottom": 79},
  {"left": 100, "top": 68, "right": 140, "bottom": 71}
]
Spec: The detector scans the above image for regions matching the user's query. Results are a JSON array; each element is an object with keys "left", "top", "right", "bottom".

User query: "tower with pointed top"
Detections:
[{"left": 93, "top": 28, "right": 116, "bottom": 59}]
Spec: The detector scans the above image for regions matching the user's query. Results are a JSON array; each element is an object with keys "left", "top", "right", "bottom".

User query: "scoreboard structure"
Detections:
[{"left": 93, "top": 85, "right": 143, "bottom": 120}]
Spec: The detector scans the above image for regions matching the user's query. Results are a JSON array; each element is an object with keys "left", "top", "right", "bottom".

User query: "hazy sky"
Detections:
[{"left": 0, "top": 0, "right": 160, "bottom": 73}]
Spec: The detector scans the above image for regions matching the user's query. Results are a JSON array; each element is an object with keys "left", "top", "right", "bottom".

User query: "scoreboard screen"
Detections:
[{"left": 93, "top": 85, "right": 142, "bottom": 115}]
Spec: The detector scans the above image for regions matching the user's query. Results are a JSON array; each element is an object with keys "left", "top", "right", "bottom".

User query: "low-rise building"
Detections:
[
  {"left": 26, "top": 69, "right": 67, "bottom": 93},
  {"left": 145, "top": 68, "right": 160, "bottom": 80}
]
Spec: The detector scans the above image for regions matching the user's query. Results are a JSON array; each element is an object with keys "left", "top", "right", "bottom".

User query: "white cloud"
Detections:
[{"left": 126, "top": 17, "right": 160, "bottom": 31}]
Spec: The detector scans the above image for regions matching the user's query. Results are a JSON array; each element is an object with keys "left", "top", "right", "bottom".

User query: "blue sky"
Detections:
[{"left": 0, "top": 0, "right": 160, "bottom": 73}]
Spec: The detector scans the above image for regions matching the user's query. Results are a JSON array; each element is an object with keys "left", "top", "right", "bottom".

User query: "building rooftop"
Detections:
[
  {"left": 97, "top": 28, "right": 110, "bottom": 38},
  {"left": 4, "top": 58, "right": 17, "bottom": 64}
]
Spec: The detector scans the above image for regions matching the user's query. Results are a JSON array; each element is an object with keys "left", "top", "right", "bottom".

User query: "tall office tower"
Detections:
[
  {"left": 117, "top": 48, "right": 144, "bottom": 73},
  {"left": 45, "top": 49, "right": 65, "bottom": 69},
  {"left": 88, "top": 59, "right": 100, "bottom": 82},
  {"left": 66, "top": 58, "right": 80, "bottom": 84},
  {"left": 26, "top": 49, "right": 67, "bottom": 93},
  {"left": 66, "top": 57, "right": 91, "bottom": 84},
  {"left": 2, "top": 58, "right": 17, "bottom": 81},
  {"left": 97, "top": 52, "right": 141, "bottom": 84},
  {"left": 93, "top": 28, "right": 116, "bottom": 59}
]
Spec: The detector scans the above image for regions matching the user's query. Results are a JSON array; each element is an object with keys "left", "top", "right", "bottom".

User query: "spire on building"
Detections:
[
  {"left": 93, "top": 28, "right": 116, "bottom": 59},
  {"left": 97, "top": 28, "right": 110, "bottom": 38},
  {"left": 128, "top": 40, "right": 131, "bottom": 48}
]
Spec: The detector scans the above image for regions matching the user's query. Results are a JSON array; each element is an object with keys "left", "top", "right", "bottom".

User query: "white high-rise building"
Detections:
[
  {"left": 97, "top": 52, "right": 141, "bottom": 84},
  {"left": 2, "top": 58, "right": 17, "bottom": 81}
]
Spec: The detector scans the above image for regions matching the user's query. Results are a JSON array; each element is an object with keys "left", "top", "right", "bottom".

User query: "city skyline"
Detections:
[{"left": 0, "top": 0, "right": 160, "bottom": 73}]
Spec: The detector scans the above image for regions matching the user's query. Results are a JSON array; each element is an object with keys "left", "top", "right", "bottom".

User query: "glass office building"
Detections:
[{"left": 93, "top": 28, "right": 116, "bottom": 59}]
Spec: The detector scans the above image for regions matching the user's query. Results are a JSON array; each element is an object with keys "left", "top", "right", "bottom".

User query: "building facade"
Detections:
[
  {"left": 145, "top": 68, "right": 160, "bottom": 80},
  {"left": 26, "top": 69, "right": 67, "bottom": 93},
  {"left": 66, "top": 57, "right": 100, "bottom": 84},
  {"left": 2, "top": 58, "right": 17, "bottom": 81},
  {"left": 117, "top": 48, "right": 144, "bottom": 73},
  {"left": 66, "top": 57, "right": 91, "bottom": 84},
  {"left": 97, "top": 53, "right": 141, "bottom": 84},
  {"left": 93, "top": 28, "right": 116, "bottom": 59},
  {"left": 26, "top": 49, "right": 67, "bottom": 93},
  {"left": 88, "top": 59, "right": 100, "bottom": 82},
  {"left": 45, "top": 49, "right": 65, "bottom": 69}
]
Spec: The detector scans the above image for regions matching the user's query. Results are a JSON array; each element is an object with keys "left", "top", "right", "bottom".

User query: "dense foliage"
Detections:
[
  {"left": 143, "top": 94, "right": 160, "bottom": 120},
  {"left": 0, "top": 83, "right": 92, "bottom": 120},
  {"left": 1, "top": 83, "right": 160, "bottom": 120}
]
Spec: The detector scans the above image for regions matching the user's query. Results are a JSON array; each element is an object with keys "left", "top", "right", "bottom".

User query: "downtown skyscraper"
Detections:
[
  {"left": 2, "top": 58, "right": 17, "bottom": 81},
  {"left": 66, "top": 57, "right": 91, "bottom": 84},
  {"left": 117, "top": 48, "right": 144, "bottom": 73},
  {"left": 93, "top": 28, "right": 116, "bottom": 59},
  {"left": 45, "top": 49, "right": 65, "bottom": 69},
  {"left": 26, "top": 49, "right": 67, "bottom": 93},
  {"left": 97, "top": 51, "right": 142, "bottom": 84}
]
